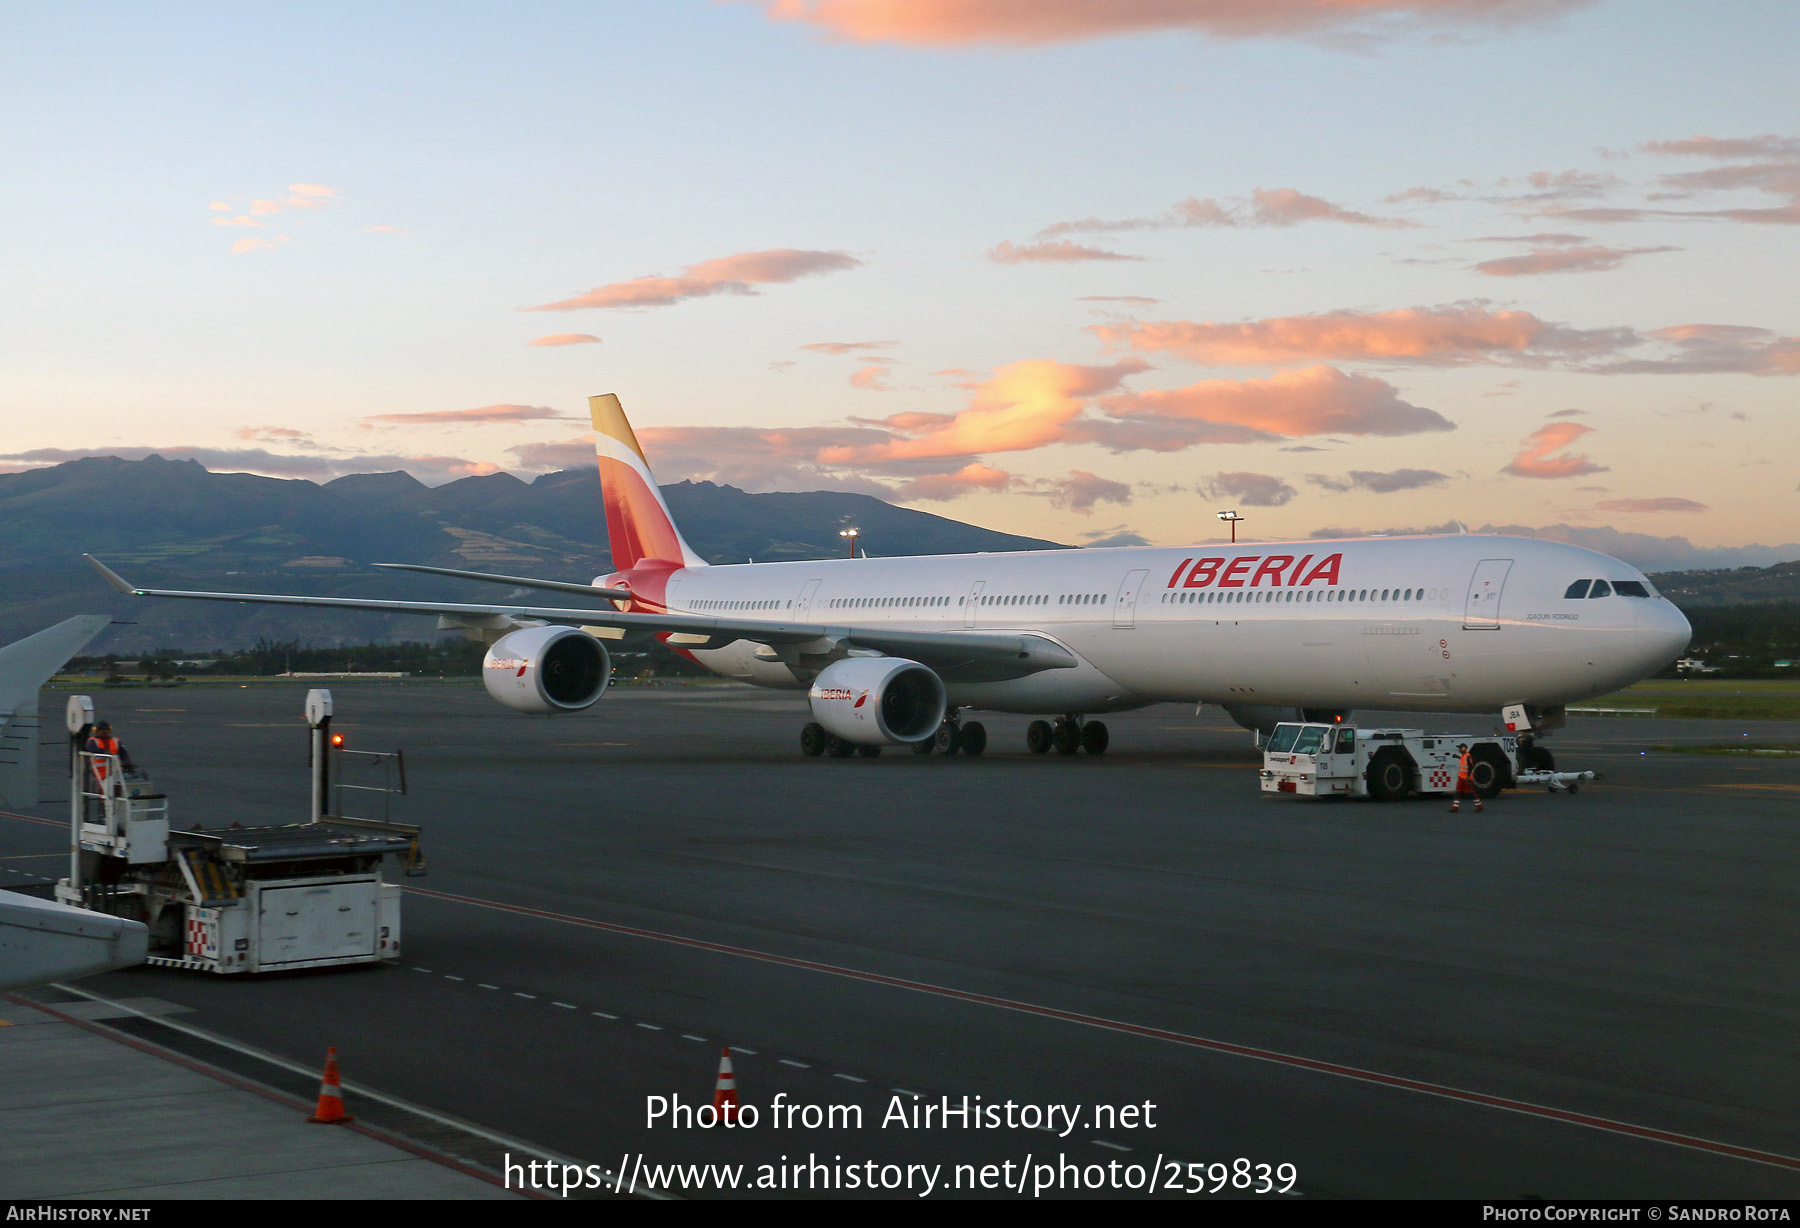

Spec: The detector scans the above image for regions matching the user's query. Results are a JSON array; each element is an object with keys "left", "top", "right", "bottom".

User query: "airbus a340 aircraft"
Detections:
[{"left": 86, "top": 394, "right": 1690, "bottom": 760}]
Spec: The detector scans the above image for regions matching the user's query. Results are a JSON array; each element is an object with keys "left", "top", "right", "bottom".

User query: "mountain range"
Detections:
[{"left": 0, "top": 455, "right": 1063, "bottom": 652}]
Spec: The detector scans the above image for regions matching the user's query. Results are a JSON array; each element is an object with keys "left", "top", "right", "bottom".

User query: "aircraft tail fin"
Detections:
[
  {"left": 0, "top": 614, "right": 110, "bottom": 808},
  {"left": 589, "top": 394, "right": 705, "bottom": 571},
  {"left": 0, "top": 615, "right": 110, "bottom": 716}
]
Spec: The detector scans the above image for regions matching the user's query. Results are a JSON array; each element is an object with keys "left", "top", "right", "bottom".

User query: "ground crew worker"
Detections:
[
  {"left": 84, "top": 720, "right": 135, "bottom": 793},
  {"left": 1450, "top": 742, "right": 1483, "bottom": 813}
]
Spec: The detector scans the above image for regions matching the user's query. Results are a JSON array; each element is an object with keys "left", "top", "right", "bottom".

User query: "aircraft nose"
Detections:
[{"left": 1638, "top": 600, "right": 1691, "bottom": 669}]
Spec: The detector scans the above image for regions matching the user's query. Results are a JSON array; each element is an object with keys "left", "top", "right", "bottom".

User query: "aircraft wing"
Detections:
[
  {"left": 369, "top": 562, "right": 635, "bottom": 602},
  {"left": 84, "top": 556, "right": 1076, "bottom": 682}
]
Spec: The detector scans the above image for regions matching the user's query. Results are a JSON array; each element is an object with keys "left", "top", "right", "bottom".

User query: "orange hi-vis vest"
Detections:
[
  {"left": 1456, "top": 749, "right": 1473, "bottom": 785},
  {"left": 87, "top": 735, "right": 121, "bottom": 781}
]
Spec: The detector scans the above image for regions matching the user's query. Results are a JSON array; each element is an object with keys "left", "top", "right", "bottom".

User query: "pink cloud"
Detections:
[
  {"left": 365, "top": 404, "right": 574, "bottom": 425},
  {"left": 525, "top": 249, "right": 863, "bottom": 311},
  {"left": 1097, "top": 365, "right": 1454, "bottom": 440},
  {"left": 800, "top": 339, "right": 899, "bottom": 354},
  {"left": 1206, "top": 472, "right": 1297, "bottom": 507},
  {"left": 987, "top": 239, "right": 1142, "bottom": 264},
  {"left": 838, "top": 360, "right": 1149, "bottom": 461},
  {"left": 849, "top": 365, "right": 894, "bottom": 391},
  {"left": 1602, "top": 324, "right": 1800, "bottom": 376},
  {"left": 1643, "top": 135, "right": 1800, "bottom": 160},
  {"left": 892, "top": 463, "right": 1012, "bottom": 501},
  {"left": 528, "top": 333, "right": 603, "bottom": 347},
  {"left": 1039, "top": 188, "right": 1411, "bottom": 238},
  {"left": 284, "top": 184, "right": 341, "bottom": 207},
  {"left": 1028, "top": 470, "right": 1134, "bottom": 513},
  {"left": 508, "top": 438, "right": 597, "bottom": 471},
  {"left": 1470, "top": 232, "right": 1589, "bottom": 245},
  {"left": 1242, "top": 187, "right": 1414, "bottom": 228},
  {"left": 750, "top": 0, "right": 1582, "bottom": 45},
  {"left": 1308, "top": 468, "right": 1449, "bottom": 493},
  {"left": 1098, "top": 305, "right": 1627, "bottom": 367},
  {"left": 230, "top": 237, "right": 279, "bottom": 254},
  {"left": 1503, "top": 423, "right": 1607, "bottom": 479},
  {"left": 1473, "top": 244, "right": 1678, "bottom": 277},
  {"left": 1594, "top": 497, "right": 1708, "bottom": 514}
]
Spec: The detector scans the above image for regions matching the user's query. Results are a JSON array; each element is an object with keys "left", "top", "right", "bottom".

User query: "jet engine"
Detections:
[
  {"left": 1221, "top": 703, "right": 1351, "bottom": 742},
  {"left": 482, "top": 626, "right": 611, "bottom": 714},
  {"left": 808, "top": 657, "right": 946, "bottom": 746}
]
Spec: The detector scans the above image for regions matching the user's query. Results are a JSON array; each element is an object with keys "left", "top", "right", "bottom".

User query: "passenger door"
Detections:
[
  {"left": 964, "top": 580, "right": 986, "bottom": 628},
  {"left": 1112, "top": 569, "right": 1150, "bottom": 630},
  {"left": 796, "top": 578, "right": 821, "bottom": 618},
  {"left": 1463, "top": 559, "right": 1513, "bottom": 630}
]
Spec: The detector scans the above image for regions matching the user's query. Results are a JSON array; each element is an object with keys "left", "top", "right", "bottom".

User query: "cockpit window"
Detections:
[
  {"left": 1292, "top": 727, "right": 1326, "bottom": 755},
  {"left": 1589, "top": 580, "right": 1612, "bottom": 598},
  {"left": 1612, "top": 580, "right": 1650, "bottom": 598},
  {"left": 1564, "top": 580, "right": 1592, "bottom": 599},
  {"left": 1268, "top": 725, "right": 1301, "bottom": 754}
]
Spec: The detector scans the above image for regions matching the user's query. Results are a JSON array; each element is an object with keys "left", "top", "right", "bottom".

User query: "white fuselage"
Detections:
[{"left": 625, "top": 534, "right": 1690, "bottom": 716}]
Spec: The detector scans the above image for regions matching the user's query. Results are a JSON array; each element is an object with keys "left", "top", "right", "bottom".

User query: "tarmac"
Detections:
[
  {"left": 3, "top": 680, "right": 1799, "bottom": 1200},
  {"left": 0, "top": 993, "right": 521, "bottom": 1199}
]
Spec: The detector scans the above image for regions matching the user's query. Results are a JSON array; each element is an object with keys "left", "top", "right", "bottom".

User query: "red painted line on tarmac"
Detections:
[
  {"left": 405, "top": 884, "right": 1800, "bottom": 1174},
  {"left": 1, "top": 809, "right": 64, "bottom": 828}
]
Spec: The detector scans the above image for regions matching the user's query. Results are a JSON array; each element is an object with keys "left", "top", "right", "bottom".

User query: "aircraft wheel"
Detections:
[
  {"left": 1522, "top": 745, "right": 1556, "bottom": 772},
  {"left": 857, "top": 744, "right": 882, "bottom": 758},
  {"left": 1051, "top": 718, "right": 1080, "bottom": 755},
  {"left": 959, "top": 721, "right": 987, "bottom": 757},
  {"left": 800, "top": 722, "right": 827, "bottom": 757},
  {"left": 935, "top": 720, "right": 961, "bottom": 756},
  {"left": 1081, "top": 720, "right": 1109, "bottom": 755},
  {"left": 911, "top": 738, "right": 935, "bottom": 756},
  {"left": 826, "top": 734, "right": 856, "bottom": 758},
  {"left": 1026, "top": 720, "right": 1053, "bottom": 754}
]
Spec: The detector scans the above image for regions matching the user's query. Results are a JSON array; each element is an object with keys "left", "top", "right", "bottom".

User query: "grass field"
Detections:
[{"left": 1590, "top": 679, "right": 1800, "bottom": 721}]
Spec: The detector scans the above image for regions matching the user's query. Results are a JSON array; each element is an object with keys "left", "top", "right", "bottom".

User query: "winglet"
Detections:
[{"left": 83, "top": 555, "right": 137, "bottom": 595}]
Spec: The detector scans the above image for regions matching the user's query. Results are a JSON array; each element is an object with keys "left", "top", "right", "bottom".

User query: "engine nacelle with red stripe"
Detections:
[
  {"left": 483, "top": 626, "right": 611, "bottom": 714},
  {"left": 808, "top": 657, "right": 946, "bottom": 746}
]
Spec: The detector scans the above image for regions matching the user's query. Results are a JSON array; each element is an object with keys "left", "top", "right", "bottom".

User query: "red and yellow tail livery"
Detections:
[{"left": 589, "top": 393, "right": 705, "bottom": 572}]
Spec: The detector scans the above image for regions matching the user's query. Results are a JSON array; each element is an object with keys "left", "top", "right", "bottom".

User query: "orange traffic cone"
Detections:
[
  {"left": 307, "top": 1046, "right": 354, "bottom": 1123},
  {"left": 712, "top": 1048, "right": 739, "bottom": 1123}
]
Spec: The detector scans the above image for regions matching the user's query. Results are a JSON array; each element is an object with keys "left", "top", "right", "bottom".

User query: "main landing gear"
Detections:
[
  {"left": 800, "top": 722, "right": 885, "bottom": 758},
  {"left": 1027, "top": 716, "right": 1107, "bottom": 756},
  {"left": 922, "top": 712, "right": 985, "bottom": 757},
  {"left": 801, "top": 712, "right": 1110, "bottom": 758}
]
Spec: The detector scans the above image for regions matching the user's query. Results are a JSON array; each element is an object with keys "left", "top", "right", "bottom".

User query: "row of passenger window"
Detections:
[
  {"left": 827, "top": 595, "right": 952, "bottom": 609},
  {"left": 1563, "top": 579, "right": 1651, "bottom": 599},
  {"left": 1161, "top": 586, "right": 1433, "bottom": 606},
  {"left": 694, "top": 598, "right": 784, "bottom": 611}
]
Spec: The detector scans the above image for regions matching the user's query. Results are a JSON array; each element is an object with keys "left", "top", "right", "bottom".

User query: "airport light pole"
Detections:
[
  {"left": 1216, "top": 510, "right": 1244, "bottom": 543},
  {"left": 839, "top": 527, "right": 860, "bottom": 558}
]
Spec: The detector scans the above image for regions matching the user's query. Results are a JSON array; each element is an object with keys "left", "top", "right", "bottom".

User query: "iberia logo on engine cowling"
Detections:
[{"left": 853, "top": 691, "right": 868, "bottom": 709}]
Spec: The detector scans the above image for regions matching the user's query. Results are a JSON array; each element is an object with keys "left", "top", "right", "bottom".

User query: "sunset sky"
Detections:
[{"left": 4, "top": 2, "right": 1797, "bottom": 560}]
